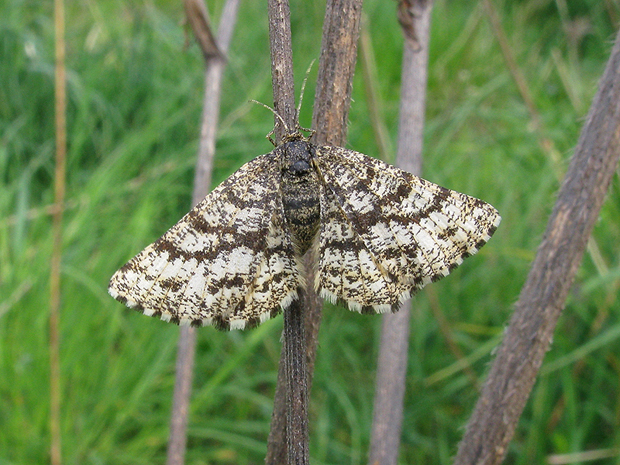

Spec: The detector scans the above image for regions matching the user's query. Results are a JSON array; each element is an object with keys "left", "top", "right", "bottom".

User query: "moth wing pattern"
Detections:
[
  {"left": 313, "top": 145, "right": 501, "bottom": 313},
  {"left": 314, "top": 182, "right": 401, "bottom": 314},
  {"left": 108, "top": 152, "right": 302, "bottom": 330}
]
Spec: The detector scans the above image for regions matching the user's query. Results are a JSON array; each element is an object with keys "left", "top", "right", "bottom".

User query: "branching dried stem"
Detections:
[
  {"left": 454, "top": 28, "right": 620, "bottom": 465},
  {"left": 166, "top": 2, "right": 239, "bottom": 464},
  {"left": 265, "top": 1, "right": 363, "bottom": 463},
  {"left": 368, "top": 2, "right": 433, "bottom": 464}
]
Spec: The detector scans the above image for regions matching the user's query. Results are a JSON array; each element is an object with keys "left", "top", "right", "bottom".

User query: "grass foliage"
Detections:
[{"left": 2, "top": 0, "right": 620, "bottom": 463}]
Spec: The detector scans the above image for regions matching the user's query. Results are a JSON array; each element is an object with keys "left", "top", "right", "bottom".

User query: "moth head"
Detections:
[{"left": 280, "top": 140, "right": 316, "bottom": 183}]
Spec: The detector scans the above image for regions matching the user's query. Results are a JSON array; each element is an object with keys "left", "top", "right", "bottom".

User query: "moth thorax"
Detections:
[{"left": 280, "top": 140, "right": 321, "bottom": 255}]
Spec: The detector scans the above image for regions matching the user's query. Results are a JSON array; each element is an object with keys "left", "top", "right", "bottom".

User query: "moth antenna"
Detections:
[
  {"left": 249, "top": 99, "right": 291, "bottom": 145},
  {"left": 296, "top": 59, "right": 316, "bottom": 121}
]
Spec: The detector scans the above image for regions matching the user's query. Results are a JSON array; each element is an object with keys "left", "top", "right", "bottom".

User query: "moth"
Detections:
[{"left": 109, "top": 131, "right": 500, "bottom": 330}]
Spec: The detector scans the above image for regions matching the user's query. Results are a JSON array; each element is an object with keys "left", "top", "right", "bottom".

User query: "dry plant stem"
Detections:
[
  {"left": 268, "top": 0, "right": 297, "bottom": 134},
  {"left": 308, "top": 0, "right": 363, "bottom": 371},
  {"left": 312, "top": 0, "right": 363, "bottom": 147},
  {"left": 167, "top": 326, "right": 196, "bottom": 465},
  {"left": 484, "top": 0, "right": 613, "bottom": 429},
  {"left": 265, "top": 356, "right": 289, "bottom": 465},
  {"left": 368, "top": 2, "right": 431, "bottom": 464},
  {"left": 166, "top": 1, "right": 239, "bottom": 464},
  {"left": 395, "top": 0, "right": 430, "bottom": 176},
  {"left": 283, "top": 298, "right": 310, "bottom": 465},
  {"left": 368, "top": 311, "right": 411, "bottom": 465},
  {"left": 454, "top": 29, "right": 620, "bottom": 465},
  {"left": 183, "top": 0, "right": 221, "bottom": 60},
  {"left": 308, "top": 0, "right": 363, "bottom": 368},
  {"left": 266, "top": 1, "right": 363, "bottom": 462},
  {"left": 50, "top": 0, "right": 66, "bottom": 463},
  {"left": 193, "top": 0, "right": 239, "bottom": 200},
  {"left": 265, "top": 1, "right": 310, "bottom": 464}
]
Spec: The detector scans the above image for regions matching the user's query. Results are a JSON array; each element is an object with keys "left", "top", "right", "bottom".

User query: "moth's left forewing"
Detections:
[
  {"left": 313, "top": 145, "right": 500, "bottom": 307},
  {"left": 109, "top": 152, "right": 302, "bottom": 330}
]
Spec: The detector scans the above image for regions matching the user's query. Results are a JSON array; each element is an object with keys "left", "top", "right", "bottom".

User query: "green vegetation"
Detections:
[{"left": 1, "top": 0, "right": 619, "bottom": 463}]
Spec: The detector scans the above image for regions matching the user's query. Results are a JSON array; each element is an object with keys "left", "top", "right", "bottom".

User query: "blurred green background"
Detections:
[{"left": 2, "top": 0, "right": 620, "bottom": 463}]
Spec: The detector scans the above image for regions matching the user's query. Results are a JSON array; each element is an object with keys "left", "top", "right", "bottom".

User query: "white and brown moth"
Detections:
[{"left": 109, "top": 131, "right": 500, "bottom": 330}]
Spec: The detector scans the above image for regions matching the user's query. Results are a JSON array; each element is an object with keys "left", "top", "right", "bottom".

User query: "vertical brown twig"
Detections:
[
  {"left": 368, "top": 1, "right": 433, "bottom": 464},
  {"left": 307, "top": 0, "right": 364, "bottom": 382},
  {"left": 311, "top": 0, "right": 363, "bottom": 147},
  {"left": 454, "top": 28, "right": 620, "bottom": 465},
  {"left": 50, "top": 0, "right": 66, "bottom": 464},
  {"left": 267, "top": 0, "right": 297, "bottom": 133},
  {"left": 265, "top": 1, "right": 364, "bottom": 463},
  {"left": 282, "top": 298, "right": 310, "bottom": 465},
  {"left": 265, "top": 1, "right": 310, "bottom": 464},
  {"left": 166, "top": 1, "right": 239, "bottom": 464}
]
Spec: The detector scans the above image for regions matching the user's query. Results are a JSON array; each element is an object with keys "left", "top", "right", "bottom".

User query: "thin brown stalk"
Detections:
[
  {"left": 483, "top": 0, "right": 615, "bottom": 436},
  {"left": 166, "top": 2, "right": 239, "bottom": 464},
  {"left": 50, "top": 0, "right": 66, "bottom": 463},
  {"left": 167, "top": 326, "right": 197, "bottom": 465},
  {"left": 264, "top": 1, "right": 310, "bottom": 464},
  {"left": 308, "top": 0, "right": 363, "bottom": 371},
  {"left": 267, "top": 0, "right": 296, "bottom": 134},
  {"left": 454, "top": 28, "right": 620, "bottom": 465},
  {"left": 193, "top": 0, "right": 239, "bottom": 202},
  {"left": 265, "top": 1, "right": 364, "bottom": 462},
  {"left": 367, "top": 2, "right": 432, "bottom": 464},
  {"left": 282, "top": 298, "right": 310, "bottom": 465},
  {"left": 311, "top": 0, "right": 363, "bottom": 147},
  {"left": 183, "top": 0, "right": 222, "bottom": 60}
]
